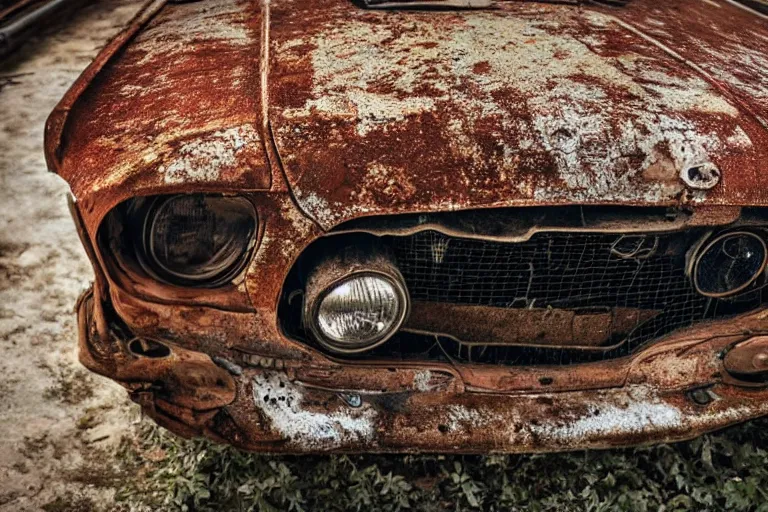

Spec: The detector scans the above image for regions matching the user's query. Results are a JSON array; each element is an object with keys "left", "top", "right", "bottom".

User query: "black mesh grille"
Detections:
[{"left": 387, "top": 230, "right": 764, "bottom": 363}]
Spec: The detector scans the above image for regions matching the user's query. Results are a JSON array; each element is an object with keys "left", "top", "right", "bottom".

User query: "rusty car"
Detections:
[{"left": 44, "top": 0, "right": 768, "bottom": 453}]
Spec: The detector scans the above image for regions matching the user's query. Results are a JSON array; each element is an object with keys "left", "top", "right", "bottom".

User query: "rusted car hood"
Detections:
[
  {"left": 269, "top": 0, "right": 768, "bottom": 229},
  {"left": 46, "top": 0, "right": 270, "bottom": 225}
]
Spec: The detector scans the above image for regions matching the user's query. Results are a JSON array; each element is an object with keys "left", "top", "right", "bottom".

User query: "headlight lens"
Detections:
[
  {"left": 694, "top": 231, "right": 767, "bottom": 298},
  {"left": 140, "top": 194, "right": 256, "bottom": 286},
  {"left": 314, "top": 273, "right": 408, "bottom": 353}
]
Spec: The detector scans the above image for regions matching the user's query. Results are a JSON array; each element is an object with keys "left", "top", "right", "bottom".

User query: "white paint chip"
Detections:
[
  {"left": 252, "top": 373, "right": 377, "bottom": 450},
  {"left": 159, "top": 125, "right": 258, "bottom": 184}
]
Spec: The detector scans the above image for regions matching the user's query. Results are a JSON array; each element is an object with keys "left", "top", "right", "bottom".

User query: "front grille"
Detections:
[
  {"left": 385, "top": 230, "right": 764, "bottom": 364},
  {"left": 281, "top": 218, "right": 768, "bottom": 366}
]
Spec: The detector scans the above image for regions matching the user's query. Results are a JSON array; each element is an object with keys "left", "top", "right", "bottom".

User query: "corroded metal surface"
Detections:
[
  {"left": 79, "top": 291, "right": 768, "bottom": 453},
  {"left": 46, "top": 0, "right": 768, "bottom": 453},
  {"left": 405, "top": 303, "right": 662, "bottom": 349},
  {"left": 723, "top": 336, "right": 768, "bottom": 378},
  {"left": 269, "top": 0, "right": 768, "bottom": 229},
  {"left": 45, "top": 0, "right": 768, "bottom": 234},
  {"left": 46, "top": 0, "right": 269, "bottom": 228}
]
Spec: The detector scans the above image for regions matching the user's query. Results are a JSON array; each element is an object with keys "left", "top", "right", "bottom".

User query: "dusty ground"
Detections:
[{"left": 0, "top": 2, "right": 144, "bottom": 510}]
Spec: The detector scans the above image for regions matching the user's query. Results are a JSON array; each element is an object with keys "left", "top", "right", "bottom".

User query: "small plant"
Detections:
[{"left": 118, "top": 418, "right": 768, "bottom": 511}]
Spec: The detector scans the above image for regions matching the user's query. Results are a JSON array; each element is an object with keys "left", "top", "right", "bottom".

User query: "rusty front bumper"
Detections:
[{"left": 77, "top": 286, "right": 768, "bottom": 454}]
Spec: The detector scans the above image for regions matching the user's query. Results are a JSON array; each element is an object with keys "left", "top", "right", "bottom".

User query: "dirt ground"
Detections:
[{"left": 0, "top": 2, "right": 145, "bottom": 510}]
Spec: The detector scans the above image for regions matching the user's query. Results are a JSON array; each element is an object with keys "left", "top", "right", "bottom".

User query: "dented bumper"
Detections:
[
  {"left": 77, "top": 287, "right": 768, "bottom": 454},
  {"left": 53, "top": 0, "right": 768, "bottom": 454}
]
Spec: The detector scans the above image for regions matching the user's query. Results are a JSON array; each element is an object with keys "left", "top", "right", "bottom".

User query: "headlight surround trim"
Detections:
[{"left": 134, "top": 194, "right": 258, "bottom": 288}]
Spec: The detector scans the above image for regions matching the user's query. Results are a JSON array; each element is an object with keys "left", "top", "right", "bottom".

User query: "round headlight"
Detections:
[
  {"left": 694, "top": 231, "right": 767, "bottom": 298},
  {"left": 312, "top": 273, "right": 409, "bottom": 354},
  {"left": 140, "top": 195, "right": 257, "bottom": 287}
]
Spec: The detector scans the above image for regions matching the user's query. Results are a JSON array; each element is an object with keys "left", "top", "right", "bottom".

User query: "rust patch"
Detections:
[
  {"left": 47, "top": 0, "right": 270, "bottom": 228},
  {"left": 49, "top": 0, "right": 768, "bottom": 455},
  {"left": 405, "top": 302, "right": 661, "bottom": 349},
  {"left": 472, "top": 61, "right": 491, "bottom": 74},
  {"left": 268, "top": 0, "right": 768, "bottom": 229},
  {"left": 724, "top": 336, "right": 768, "bottom": 378},
  {"left": 78, "top": 293, "right": 236, "bottom": 412}
]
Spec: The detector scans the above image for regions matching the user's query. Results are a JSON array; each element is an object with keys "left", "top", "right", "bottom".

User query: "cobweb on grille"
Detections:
[{"left": 388, "top": 230, "right": 762, "bottom": 364}]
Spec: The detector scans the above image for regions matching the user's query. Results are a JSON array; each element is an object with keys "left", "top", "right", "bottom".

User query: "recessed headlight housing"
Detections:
[
  {"left": 110, "top": 194, "right": 257, "bottom": 288},
  {"left": 693, "top": 231, "right": 767, "bottom": 298}
]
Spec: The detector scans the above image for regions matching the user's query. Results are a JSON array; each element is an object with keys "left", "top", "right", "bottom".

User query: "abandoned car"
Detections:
[{"left": 45, "top": 0, "right": 768, "bottom": 453}]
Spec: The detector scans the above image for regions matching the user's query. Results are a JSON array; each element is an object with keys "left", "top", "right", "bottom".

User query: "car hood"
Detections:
[
  {"left": 46, "top": 0, "right": 270, "bottom": 228},
  {"left": 268, "top": 0, "right": 768, "bottom": 230}
]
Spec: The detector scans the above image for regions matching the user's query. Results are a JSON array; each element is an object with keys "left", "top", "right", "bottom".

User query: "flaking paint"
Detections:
[
  {"left": 251, "top": 372, "right": 377, "bottom": 450},
  {"left": 45, "top": 0, "right": 768, "bottom": 454},
  {"left": 269, "top": 0, "right": 768, "bottom": 229}
]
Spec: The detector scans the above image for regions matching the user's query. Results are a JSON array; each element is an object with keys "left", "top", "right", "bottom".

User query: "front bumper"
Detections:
[{"left": 77, "top": 288, "right": 768, "bottom": 454}]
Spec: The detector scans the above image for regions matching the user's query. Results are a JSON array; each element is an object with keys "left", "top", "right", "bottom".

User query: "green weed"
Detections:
[{"left": 117, "top": 418, "right": 768, "bottom": 511}]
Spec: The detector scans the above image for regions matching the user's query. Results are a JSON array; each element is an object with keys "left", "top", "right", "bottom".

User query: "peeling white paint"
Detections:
[
  {"left": 278, "top": 6, "right": 753, "bottom": 223},
  {"left": 435, "top": 383, "right": 768, "bottom": 449},
  {"left": 132, "top": 0, "right": 251, "bottom": 65},
  {"left": 296, "top": 186, "right": 472, "bottom": 228},
  {"left": 529, "top": 388, "right": 683, "bottom": 442},
  {"left": 252, "top": 373, "right": 377, "bottom": 450},
  {"left": 412, "top": 370, "right": 434, "bottom": 392},
  {"left": 160, "top": 125, "right": 258, "bottom": 184},
  {"left": 297, "top": 190, "right": 342, "bottom": 226},
  {"left": 446, "top": 405, "right": 494, "bottom": 433},
  {"left": 248, "top": 369, "right": 768, "bottom": 449}
]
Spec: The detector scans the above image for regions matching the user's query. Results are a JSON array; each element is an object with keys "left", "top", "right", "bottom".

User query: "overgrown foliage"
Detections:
[{"left": 118, "top": 419, "right": 768, "bottom": 511}]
